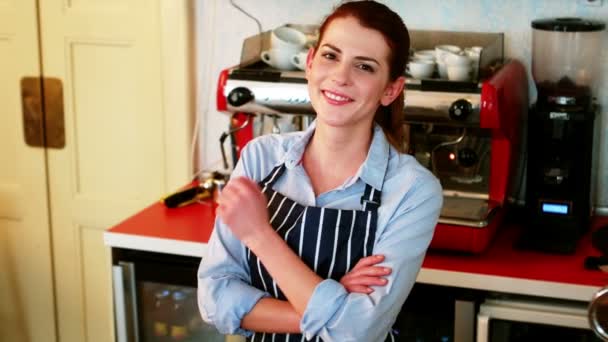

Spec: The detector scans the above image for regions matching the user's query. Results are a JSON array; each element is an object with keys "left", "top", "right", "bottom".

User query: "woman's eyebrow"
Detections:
[{"left": 321, "top": 43, "right": 380, "bottom": 65}]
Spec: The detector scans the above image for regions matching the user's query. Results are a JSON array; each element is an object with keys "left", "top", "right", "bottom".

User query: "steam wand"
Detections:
[
  {"left": 219, "top": 113, "right": 253, "bottom": 170},
  {"left": 429, "top": 127, "right": 467, "bottom": 175}
]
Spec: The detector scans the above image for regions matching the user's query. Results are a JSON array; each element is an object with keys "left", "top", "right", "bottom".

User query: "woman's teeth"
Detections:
[{"left": 324, "top": 91, "right": 351, "bottom": 102}]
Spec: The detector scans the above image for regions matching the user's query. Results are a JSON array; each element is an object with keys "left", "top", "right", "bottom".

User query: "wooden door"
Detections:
[
  {"left": 37, "top": 0, "right": 184, "bottom": 341},
  {"left": 1, "top": 0, "right": 193, "bottom": 341},
  {"left": 0, "top": 0, "right": 57, "bottom": 341}
]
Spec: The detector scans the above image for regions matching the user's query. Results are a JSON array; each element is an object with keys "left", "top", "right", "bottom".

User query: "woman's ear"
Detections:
[
  {"left": 305, "top": 47, "right": 315, "bottom": 79},
  {"left": 306, "top": 47, "right": 315, "bottom": 67},
  {"left": 380, "top": 76, "right": 405, "bottom": 106}
]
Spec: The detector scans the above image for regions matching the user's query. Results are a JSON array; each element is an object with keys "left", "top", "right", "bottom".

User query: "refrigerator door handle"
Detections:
[{"left": 112, "top": 262, "right": 139, "bottom": 342}]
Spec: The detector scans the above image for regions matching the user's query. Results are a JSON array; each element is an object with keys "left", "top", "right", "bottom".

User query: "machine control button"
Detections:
[
  {"left": 227, "top": 87, "right": 254, "bottom": 107},
  {"left": 457, "top": 148, "right": 478, "bottom": 168},
  {"left": 449, "top": 99, "right": 473, "bottom": 121}
]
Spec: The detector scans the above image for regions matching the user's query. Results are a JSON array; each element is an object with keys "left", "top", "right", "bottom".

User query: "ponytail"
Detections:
[{"left": 375, "top": 91, "right": 406, "bottom": 153}]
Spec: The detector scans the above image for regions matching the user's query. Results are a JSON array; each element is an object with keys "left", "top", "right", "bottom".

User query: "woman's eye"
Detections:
[
  {"left": 357, "top": 64, "right": 375, "bottom": 73},
  {"left": 321, "top": 52, "right": 336, "bottom": 60}
]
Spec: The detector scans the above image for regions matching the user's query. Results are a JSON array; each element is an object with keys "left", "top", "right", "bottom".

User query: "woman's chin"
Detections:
[{"left": 316, "top": 114, "right": 349, "bottom": 127}]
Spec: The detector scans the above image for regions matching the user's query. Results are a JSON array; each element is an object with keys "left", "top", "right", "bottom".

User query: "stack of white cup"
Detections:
[
  {"left": 464, "top": 46, "right": 483, "bottom": 80},
  {"left": 434, "top": 45, "right": 483, "bottom": 82},
  {"left": 260, "top": 26, "right": 308, "bottom": 71},
  {"left": 407, "top": 49, "right": 436, "bottom": 79},
  {"left": 445, "top": 53, "right": 471, "bottom": 82},
  {"left": 435, "top": 45, "right": 462, "bottom": 80}
]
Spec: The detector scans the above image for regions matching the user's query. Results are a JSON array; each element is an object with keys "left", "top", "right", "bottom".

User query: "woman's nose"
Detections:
[{"left": 330, "top": 62, "right": 351, "bottom": 85}]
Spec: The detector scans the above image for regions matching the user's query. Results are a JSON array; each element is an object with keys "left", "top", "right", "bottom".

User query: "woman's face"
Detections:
[{"left": 305, "top": 16, "right": 404, "bottom": 131}]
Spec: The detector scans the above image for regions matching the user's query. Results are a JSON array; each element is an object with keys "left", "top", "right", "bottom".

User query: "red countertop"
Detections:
[
  {"left": 104, "top": 198, "right": 608, "bottom": 301},
  {"left": 108, "top": 199, "right": 218, "bottom": 243},
  {"left": 423, "top": 218, "right": 608, "bottom": 287}
]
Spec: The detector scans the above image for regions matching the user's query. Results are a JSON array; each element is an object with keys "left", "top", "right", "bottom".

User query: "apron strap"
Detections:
[
  {"left": 259, "top": 164, "right": 286, "bottom": 193},
  {"left": 261, "top": 164, "right": 382, "bottom": 211},
  {"left": 360, "top": 183, "right": 382, "bottom": 211}
]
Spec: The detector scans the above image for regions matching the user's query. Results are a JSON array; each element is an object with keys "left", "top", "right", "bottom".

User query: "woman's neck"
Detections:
[{"left": 302, "top": 122, "right": 373, "bottom": 195}]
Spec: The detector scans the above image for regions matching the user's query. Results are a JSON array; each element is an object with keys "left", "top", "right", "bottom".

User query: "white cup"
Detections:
[
  {"left": 261, "top": 49, "right": 297, "bottom": 70},
  {"left": 445, "top": 53, "right": 471, "bottom": 67},
  {"left": 407, "top": 59, "right": 435, "bottom": 79},
  {"left": 447, "top": 64, "right": 472, "bottom": 81},
  {"left": 464, "top": 46, "right": 483, "bottom": 56},
  {"left": 435, "top": 44, "right": 462, "bottom": 64},
  {"left": 437, "top": 62, "right": 448, "bottom": 79},
  {"left": 465, "top": 48, "right": 481, "bottom": 80},
  {"left": 413, "top": 49, "right": 436, "bottom": 62},
  {"left": 291, "top": 50, "right": 308, "bottom": 71},
  {"left": 270, "top": 26, "right": 307, "bottom": 52}
]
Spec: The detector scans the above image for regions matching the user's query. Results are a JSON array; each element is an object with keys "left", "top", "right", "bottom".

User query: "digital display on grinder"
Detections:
[{"left": 541, "top": 202, "right": 569, "bottom": 215}]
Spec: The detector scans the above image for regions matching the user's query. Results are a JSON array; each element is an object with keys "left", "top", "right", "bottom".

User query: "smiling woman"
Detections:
[
  {"left": 198, "top": 1, "right": 443, "bottom": 341},
  {"left": 305, "top": 17, "right": 401, "bottom": 146}
]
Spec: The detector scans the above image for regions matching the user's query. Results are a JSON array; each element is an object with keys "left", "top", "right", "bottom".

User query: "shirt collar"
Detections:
[
  {"left": 283, "top": 120, "right": 317, "bottom": 169},
  {"left": 360, "top": 124, "right": 390, "bottom": 191},
  {"left": 283, "top": 120, "right": 390, "bottom": 191}
]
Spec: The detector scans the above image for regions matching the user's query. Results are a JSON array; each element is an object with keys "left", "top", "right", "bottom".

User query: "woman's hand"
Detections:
[
  {"left": 217, "top": 176, "right": 273, "bottom": 248},
  {"left": 340, "top": 255, "right": 391, "bottom": 294}
]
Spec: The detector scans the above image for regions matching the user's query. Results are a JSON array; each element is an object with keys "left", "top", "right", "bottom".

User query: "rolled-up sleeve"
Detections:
[
  {"left": 197, "top": 143, "right": 270, "bottom": 336},
  {"left": 197, "top": 218, "right": 270, "bottom": 335},
  {"left": 300, "top": 175, "right": 443, "bottom": 341}
]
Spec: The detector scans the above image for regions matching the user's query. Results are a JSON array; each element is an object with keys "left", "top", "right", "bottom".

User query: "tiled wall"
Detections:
[{"left": 196, "top": 0, "right": 608, "bottom": 211}]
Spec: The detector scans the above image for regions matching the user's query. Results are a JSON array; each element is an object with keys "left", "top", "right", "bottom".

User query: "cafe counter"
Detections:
[{"left": 104, "top": 198, "right": 608, "bottom": 302}]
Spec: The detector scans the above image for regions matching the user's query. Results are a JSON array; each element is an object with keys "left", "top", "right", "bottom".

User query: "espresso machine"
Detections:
[
  {"left": 404, "top": 59, "right": 528, "bottom": 253},
  {"left": 217, "top": 27, "right": 528, "bottom": 253},
  {"left": 519, "top": 18, "right": 606, "bottom": 254},
  {"left": 401, "top": 31, "right": 528, "bottom": 253}
]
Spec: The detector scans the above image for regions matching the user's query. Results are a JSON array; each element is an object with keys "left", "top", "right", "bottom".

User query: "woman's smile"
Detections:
[{"left": 322, "top": 89, "right": 354, "bottom": 105}]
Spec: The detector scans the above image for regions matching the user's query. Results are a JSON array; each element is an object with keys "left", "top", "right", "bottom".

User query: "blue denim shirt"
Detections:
[{"left": 198, "top": 121, "right": 443, "bottom": 341}]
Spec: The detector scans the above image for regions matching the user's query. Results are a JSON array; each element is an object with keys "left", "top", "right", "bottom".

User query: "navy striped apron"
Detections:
[{"left": 246, "top": 164, "right": 395, "bottom": 342}]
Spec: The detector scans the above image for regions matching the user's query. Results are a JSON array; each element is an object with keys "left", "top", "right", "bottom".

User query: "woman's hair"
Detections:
[{"left": 315, "top": 0, "right": 410, "bottom": 152}]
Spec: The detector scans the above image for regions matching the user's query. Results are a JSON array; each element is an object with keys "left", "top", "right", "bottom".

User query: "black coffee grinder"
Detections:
[{"left": 520, "top": 18, "right": 606, "bottom": 254}]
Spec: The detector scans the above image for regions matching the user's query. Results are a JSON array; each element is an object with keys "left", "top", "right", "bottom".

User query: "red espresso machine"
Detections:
[
  {"left": 216, "top": 27, "right": 528, "bottom": 253},
  {"left": 405, "top": 60, "right": 528, "bottom": 253}
]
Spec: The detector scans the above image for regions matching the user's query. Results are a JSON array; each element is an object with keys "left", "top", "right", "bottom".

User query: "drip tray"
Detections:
[{"left": 439, "top": 196, "right": 498, "bottom": 228}]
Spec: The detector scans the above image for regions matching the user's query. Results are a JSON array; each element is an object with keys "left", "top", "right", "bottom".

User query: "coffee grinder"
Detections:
[{"left": 520, "top": 18, "right": 606, "bottom": 253}]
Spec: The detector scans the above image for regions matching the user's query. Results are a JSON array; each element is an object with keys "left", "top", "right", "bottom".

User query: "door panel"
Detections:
[
  {"left": 38, "top": 0, "right": 168, "bottom": 341},
  {"left": 70, "top": 42, "right": 145, "bottom": 199},
  {"left": 1, "top": 0, "right": 191, "bottom": 340},
  {"left": 81, "top": 225, "right": 115, "bottom": 341},
  {"left": 0, "top": 0, "right": 57, "bottom": 341}
]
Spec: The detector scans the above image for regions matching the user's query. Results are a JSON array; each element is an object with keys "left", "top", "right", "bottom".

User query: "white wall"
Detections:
[{"left": 195, "top": 0, "right": 608, "bottom": 211}]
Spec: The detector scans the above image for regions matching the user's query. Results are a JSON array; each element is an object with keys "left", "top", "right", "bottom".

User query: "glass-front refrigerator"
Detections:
[
  {"left": 477, "top": 296, "right": 601, "bottom": 342},
  {"left": 391, "top": 283, "right": 481, "bottom": 342},
  {"left": 111, "top": 248, "right": 244, "bottom": 342}
]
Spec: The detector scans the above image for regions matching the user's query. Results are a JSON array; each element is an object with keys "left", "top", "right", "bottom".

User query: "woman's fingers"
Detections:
[
  {"left": 346, "top": 265, "right": 392, "bottom": 278},
  {"left": 341, "top": 256, "right": 392, "bottom": 293},
  {"left": 351, "top": 255, "right": 385, "bottom": 271},
  {"left": 340, "top": 263, "right": 392, "bottom": 294},
  {"left": 217, "top": 177, "right": 262, "bottom": 213},
  {"left": 343, "top": 275, "right": 388, "bottom": 287},
  {"left": 226, "top": 177, "right": 264, "bottom": 202},
  {"left": 215, "top": 177, "right": 270, "bottom": 245},
  {"left": 343, "top": 284, "right": 373, "bottom": 294}
]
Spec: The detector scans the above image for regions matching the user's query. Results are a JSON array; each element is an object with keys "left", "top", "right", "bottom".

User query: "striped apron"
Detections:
[{"left": 246, "top": 164, "right": 395, "bottom": 342}]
